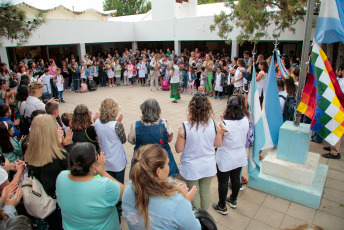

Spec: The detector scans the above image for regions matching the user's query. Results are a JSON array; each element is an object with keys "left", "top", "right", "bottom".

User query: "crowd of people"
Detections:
[
  {"left": 1, "top": 46, "right": 301, "bottom": 104},
  {"left": 0, "top": 46, "right": 341, "bottom": 229}
]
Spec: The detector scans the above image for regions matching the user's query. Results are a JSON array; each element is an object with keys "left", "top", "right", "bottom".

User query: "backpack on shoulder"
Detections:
[
  {"left": 22, "top": 176, "right": 56, "bottom": 219},
  {"left": 283, "top": 96, "right": 297, "bottom": 122}
]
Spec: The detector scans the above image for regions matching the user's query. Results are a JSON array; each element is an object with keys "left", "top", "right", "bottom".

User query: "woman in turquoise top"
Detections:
[
  {"left": 56, "top": 143, "right": 125, "bottom": 230},
  {"left": 122, "top": 144, "right": 200, "bottom": 230},
  {"left": 0, "top": 121, "right": 23, "bottom": 163}
]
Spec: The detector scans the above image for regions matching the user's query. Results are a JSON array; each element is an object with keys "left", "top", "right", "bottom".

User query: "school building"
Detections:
[{"left": 0, "top": 0, "right": 328, "bottom": 67}]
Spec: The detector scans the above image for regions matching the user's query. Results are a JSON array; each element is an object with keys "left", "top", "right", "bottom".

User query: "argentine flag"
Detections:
[
  {"left": 248, "top": 62, "right": 265, "bottom": 178},
  {"left": 261, "top": 54, "right": 284, "bottom": 149},
  {"left": 315, "top": 0, "right": 344, "bottom": 44}
]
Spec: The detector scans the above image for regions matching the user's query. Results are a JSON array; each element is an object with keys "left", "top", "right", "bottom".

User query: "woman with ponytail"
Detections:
[
  {"left": 56, "top": 142, "right": 124, "bottom": 230},
  {"left": 212, "top": 95, "right": 250, "bottom": 215},
  {"left": 122, "top": 144, "right": 200, "bottom": 230}
]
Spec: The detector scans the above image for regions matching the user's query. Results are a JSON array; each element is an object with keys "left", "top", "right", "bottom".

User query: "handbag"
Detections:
[{"left": 22, "top": 176, "right": 56, "bottom": 219}]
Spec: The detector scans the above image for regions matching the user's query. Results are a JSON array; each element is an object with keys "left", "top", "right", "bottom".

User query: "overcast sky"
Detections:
[{"left": 9, "top": 0, "right": 106, "bottom": 12}]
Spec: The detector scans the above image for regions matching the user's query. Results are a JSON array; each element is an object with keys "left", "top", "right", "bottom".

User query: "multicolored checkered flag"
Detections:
[{"left": 308, "top": 42, "right": 344, "bottom": 146}]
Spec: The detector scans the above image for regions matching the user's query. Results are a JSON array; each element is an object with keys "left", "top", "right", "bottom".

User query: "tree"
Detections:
[
  {"left": 0, "top": 2, "right": 44, "bottom": 46},
  {"left": 210, "top": 0, "right": 313, "bottom": 44},
  {"left": 103, "top": 0, "right": 151, "bottom": 17},
  {"left": 198, "top": 0, "right": 223, "bottom": 4}
]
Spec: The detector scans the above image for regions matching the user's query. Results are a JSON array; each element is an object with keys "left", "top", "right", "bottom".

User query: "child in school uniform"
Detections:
[
  {"left": 106, "top": 59, "right": 115, "bottom": 87},
  {"left": 123, "top": 61, "right": 128, "bottom": 86},
  {"left": 214, "top": 66, "right": 225, "bottom": 100},
  {"left": 93, "top": 62, "right": 99, "bottom": 86},
  {"left": 71, "top": 63, "right": 81, "bottom": 93},
  {"left": 187, "top": 66, "right": 196, "bottom": 95},
  {"left": 127, "top": 59, "right": 135, "bottom": 87},
  {"left": 137, "top": 57, "right": 147, "bottom": 86},
  {"left": 114, "top": 59, "right": 122, "bottom": 86},
  {"left": 55, "top": 68, "right": 65, "bottom": 102},
  {"left": 80, "top": 60, "right": 87, "bottom": 84}
]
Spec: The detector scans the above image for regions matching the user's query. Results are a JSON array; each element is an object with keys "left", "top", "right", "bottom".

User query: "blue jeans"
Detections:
[
  {"left": 73, "top": 79, "right": 80, "bottom": 91},
  {"left": 106, "top": 168, "right": 125, "bottom": 184},
  {"left": 101, "top": 75, "right": 107, "bottom": 86},
  {"left": 58, "top": 91, "right": 63, "bottom": 102},
  {"left": 313, "top": 134, "right": 323, "bottom": 143}
]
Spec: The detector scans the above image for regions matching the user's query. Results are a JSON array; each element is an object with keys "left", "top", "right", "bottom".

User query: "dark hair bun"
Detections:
[{"left": 70, "top": 162, "right": 84, "bottom": 176}]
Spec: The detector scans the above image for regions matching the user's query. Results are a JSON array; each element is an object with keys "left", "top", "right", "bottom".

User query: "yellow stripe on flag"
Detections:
[
  {"left": 297, "top": 102, "right": 308, "bottom": 113},
  {"left": 332, "top": 124, "right": 344, "bottom": 139}
]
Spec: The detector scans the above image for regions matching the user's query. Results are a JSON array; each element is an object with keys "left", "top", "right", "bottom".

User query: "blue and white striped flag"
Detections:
[
  {"left": 276, "top": 50, "right": 289, "bottom": 79},
  {"left": 315, "top": 0, "right": 344, "bottom": 44},
  {"left": 248, "top": 61, "right": 265, "bottom": 178},
  {"left": 262, "top": 54, "right": 284, "bottom": 149}
]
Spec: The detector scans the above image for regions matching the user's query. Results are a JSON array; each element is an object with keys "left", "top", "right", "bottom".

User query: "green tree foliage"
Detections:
[
  {"left": 103, "top": 0, "right": 151, "bottom": 17},
  {"left": 0, "top": 2, "right": 44, "bottom": 46},
  {"left": 210, "top": 0, "right": 309, "bottom": 44},
  {"left": 198, "top": 0, "right": 224, "bottom": 4}
]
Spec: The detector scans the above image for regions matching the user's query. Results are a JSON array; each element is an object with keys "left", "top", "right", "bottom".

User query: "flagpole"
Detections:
[{"left": 294, "top": 0, "right": 315, "bottom": 126}]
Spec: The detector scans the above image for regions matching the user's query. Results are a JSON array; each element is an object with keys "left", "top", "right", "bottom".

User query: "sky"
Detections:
[{"left": 8, "top": 0, "right": 106, "bottom": 12}]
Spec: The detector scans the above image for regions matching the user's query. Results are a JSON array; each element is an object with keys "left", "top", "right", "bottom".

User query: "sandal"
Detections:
[{"left": 241, "top": 176, "right": 248, "bottom": 184}]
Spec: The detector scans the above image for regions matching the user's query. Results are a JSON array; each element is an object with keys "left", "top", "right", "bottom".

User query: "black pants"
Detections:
[
  {"left": 215, "top": 91, "right": 223, "bottom": 97},
  {"left": 94, "top": 77, "right": 99, "bottom": 85},
  {"left": 140, "top": 78, "right": 146, "bottom": 85},
  {"left": 217, "top": 166, "right": 242, "bottom": 207}
]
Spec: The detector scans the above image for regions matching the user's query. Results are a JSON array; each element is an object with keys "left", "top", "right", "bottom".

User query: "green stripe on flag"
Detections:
[
  {"left": 318, "top": 112, "right": 332, "bottom": 126},
  {"left": 314, "top": 66, "right": 324, "bottom": 81},
  {"left": 317, "top": 96, "right": 331, "bottom": 111},
  {"left": 317, "top": 81, "right": 328, "bottom": 95},
  {"left": 310, "top": 52, "right": 319, "bottom": 65},
  {"left": 317, "top": 126, "right": 332, "bottom": 139}
]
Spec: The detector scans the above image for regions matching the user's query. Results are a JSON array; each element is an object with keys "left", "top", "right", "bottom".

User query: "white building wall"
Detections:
[{"left": 1, "top": 20, "right": 135, "bottom": 47}]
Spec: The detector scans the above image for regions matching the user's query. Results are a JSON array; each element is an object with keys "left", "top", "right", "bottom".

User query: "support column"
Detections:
[
  {"left": 174, "top": 40, "right": 181, "bottom": 56},
  {"left": 77, "top": 43, "right": 86, "bottom": 63},
  {"left": 231, "top": 40, "right": 238, "bottom": 58},
  {"left": 0, "top": 47, "right": 9, "bottom": 67},
  {"left": 132, "top": 42, "right": 138, "bottom": 51}
]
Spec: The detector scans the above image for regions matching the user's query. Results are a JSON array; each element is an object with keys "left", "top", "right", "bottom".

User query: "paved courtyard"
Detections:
[{"left": 59, "top": 85, "right": 344, "bottom": 230}]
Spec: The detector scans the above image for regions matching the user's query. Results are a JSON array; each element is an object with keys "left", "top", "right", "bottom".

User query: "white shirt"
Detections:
[
  {"left": 234, "top": 67, "right": 245, "bottom": 88},
  {"left": 94, "top": 120, "right": 127, "bottom": 172},
  {"left": 279, "top": 91, "right": 288, "bottom": 113},
  {"left": 24, "top": 96, "right": 45, "bottom": 117},
  {"left": 56, "top": 75, "right": 64, "bottom": 91},
  {"left": 180, "top": 119, "right": 217, "bottom": 180},
  {"left": 257, "top": 71, "right": 267, "bottom": 97},
  {"left": 137, "top": 62, "right": 146, "bottom": 78},
  {"left": 214, "top": 72, "right": 223, "bottom": 92},
  {"left": 216, "top": 117, "right": 249, "bottom": 172},
  {"left": 170, "top": 65, "right": 180, "bottom": 84},
  {"left": 38, "top": 74, "right": 52, "bottom": 94}
]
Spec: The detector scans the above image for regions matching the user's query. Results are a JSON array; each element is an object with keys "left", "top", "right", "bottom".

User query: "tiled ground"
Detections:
[{"left": 59, "top": 84, "right": 344, "bottom": 230}]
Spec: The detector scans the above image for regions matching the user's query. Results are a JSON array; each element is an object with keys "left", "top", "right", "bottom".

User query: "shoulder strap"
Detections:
[
  {"left": 212, "top": 119, "right": 217, "bottom": 134},
  {"left": 182, "top": 122, "right": 186, "bottom": 139},
  {"left": 279, "top": 94, "right": 286, "bottom": 100}
]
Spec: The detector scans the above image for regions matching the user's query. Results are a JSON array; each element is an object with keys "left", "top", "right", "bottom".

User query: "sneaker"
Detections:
[
  {"left": 322, "top": 153, "right": 341, "bottom": 159},
  {"left": 323, "top": 146, "right": 331, "bottom": 151},
  {"left": 212, "top": 203, "right": 228, "bottom": 215},
  {"left": 129, "top": 85, "right": 134, "bottom": 87},
  {"left": 172, "top": 100, "right": 177, "bottom": 103},
  {"left": 110, "top": 85, "right": 112, "bottom": 88},
  {"left": 220, "top": 96, "right": 222, "bottom": 100},
  {"left": 226, "top": 198, "right": 237, "bottom": 209},
  {"left": 214, "top": 95, "right": 217, "bottom": 99}
]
